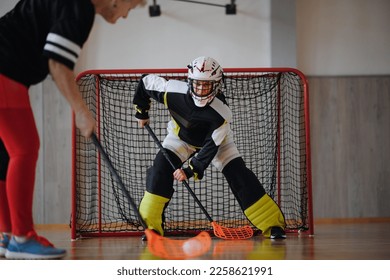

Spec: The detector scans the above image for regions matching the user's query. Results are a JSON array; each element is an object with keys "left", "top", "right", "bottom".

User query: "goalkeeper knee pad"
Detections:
[
  {"left": 244, "top": 194, "right": 285, "bottom": 238},
  {"left": 139, "top": 191, "right": 170, "bottom": 236}
]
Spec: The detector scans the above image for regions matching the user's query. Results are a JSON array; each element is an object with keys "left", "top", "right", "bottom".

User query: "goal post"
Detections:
[{"left": 71, "top": 68, "right": 313, "bottom": 239}]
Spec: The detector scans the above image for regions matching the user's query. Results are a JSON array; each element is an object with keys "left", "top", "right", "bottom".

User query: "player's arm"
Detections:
[
  {"left": 48, "top": 58, "right": 95, "bottom": 138},
  {"left": 133, "top": 74, "right": 168, "bottom": 127}
]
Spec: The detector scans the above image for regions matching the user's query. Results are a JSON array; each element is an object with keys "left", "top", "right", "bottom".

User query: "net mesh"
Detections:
[{"left": 72, "top": 69, "right": 312, "bottom": 237}]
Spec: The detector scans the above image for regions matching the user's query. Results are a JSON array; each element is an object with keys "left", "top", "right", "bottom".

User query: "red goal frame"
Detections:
[{"left": 71, "top": 67, "right": 313, "bottom": 239}]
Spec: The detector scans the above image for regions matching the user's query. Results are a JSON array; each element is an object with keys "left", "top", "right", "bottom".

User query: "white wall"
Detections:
[
  {"left": 77, "top": 0, "right": 272, "bottom": 72},
  {"left": 296, "top": 0, "right": 390, "bottom": 76}
]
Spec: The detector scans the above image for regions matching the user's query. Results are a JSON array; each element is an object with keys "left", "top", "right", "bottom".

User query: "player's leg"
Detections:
[
  {"left": 213, "top": 134, "right": 285, "bottom": 238},
  {"left": 139, "top": 128, "right": 196, "bottom": 236},
  {"left": 0, "top": 111, "right": 39, "bottom": 237},
  {"left": 0, "top": 75, "right": 66, "bottom": 258},
  {"left": 1, "top": 110, "right": 67, "bottom": 258},
  {"left": 222, "top": 157, "right": 285, "bottom": 238},
  {"left": 139, "top": 149, "right": 179, "bottom": 236}
]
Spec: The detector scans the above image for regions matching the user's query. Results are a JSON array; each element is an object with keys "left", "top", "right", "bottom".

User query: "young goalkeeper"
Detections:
[{"left": 133, "top": 56, "right": 286, "bottom": 239}]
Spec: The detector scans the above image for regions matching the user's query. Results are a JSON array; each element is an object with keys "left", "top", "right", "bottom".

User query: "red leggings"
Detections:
[{"left": 0, "top": 74, "right": 40, "bottom": 235}]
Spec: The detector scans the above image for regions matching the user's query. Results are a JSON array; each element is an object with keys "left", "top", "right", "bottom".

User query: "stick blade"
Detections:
[
  {"left": 145, "top": 229, "right": 212, "bottom": 259},
  {"left": 212, "top": 222, "right": 254, "bottom": 240}
]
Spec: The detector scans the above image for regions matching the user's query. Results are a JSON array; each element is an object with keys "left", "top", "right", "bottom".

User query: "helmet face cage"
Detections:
[
  {"left": 187, "top": 56, "right": 223, "bottom": 107},
  {"left": 189, "top": 79, "right": 221, "bottom": 99}
]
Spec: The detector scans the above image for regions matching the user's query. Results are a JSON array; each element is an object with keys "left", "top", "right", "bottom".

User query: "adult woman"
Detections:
[{"left": 0, "top": 0, "right": 146, "bottom": 259}]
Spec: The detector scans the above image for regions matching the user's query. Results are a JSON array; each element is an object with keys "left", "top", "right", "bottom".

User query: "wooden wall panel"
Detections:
[
  {"left": 309, "top": 76, "right": 390, "bottom": 218},
  {"left": 42, "top": 78, "right": 72, "bottom": 224},
  {"left": 29, "top": 78, "right": 72, "bottom": 225}
]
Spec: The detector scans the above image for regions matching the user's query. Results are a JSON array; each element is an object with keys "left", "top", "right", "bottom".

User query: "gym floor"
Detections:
[{"left": 5, "top": 221, "right": 388, "bottom": 260}]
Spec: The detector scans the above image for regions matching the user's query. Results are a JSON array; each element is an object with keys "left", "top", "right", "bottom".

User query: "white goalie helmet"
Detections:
[{"left": 187, "top": 56, "right": 224, "bottom": 107}]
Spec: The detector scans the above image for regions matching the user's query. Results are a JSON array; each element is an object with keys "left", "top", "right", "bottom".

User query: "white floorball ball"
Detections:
[{"left": 182, "top": 239, "right": 203, "bottom": 256}]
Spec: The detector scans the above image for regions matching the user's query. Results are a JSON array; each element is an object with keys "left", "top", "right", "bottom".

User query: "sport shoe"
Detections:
[
  {"left": 5, "top": 231, "right": 66, "bottom": 259},
  {"left": 0, "top": 233, "right": 10, "bottom": 257},
  {"left": 270, "top": 227, "right": 286, "bottom": 239}
]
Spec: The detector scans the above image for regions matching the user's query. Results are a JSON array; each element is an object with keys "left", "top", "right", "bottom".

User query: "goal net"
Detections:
[{"left": 71, "top": 68, "right": 313, "bottom": 239}]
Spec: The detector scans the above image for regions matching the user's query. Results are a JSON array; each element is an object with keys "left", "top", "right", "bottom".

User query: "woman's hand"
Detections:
[{"left": 75, "top": 105, "right": 95, "bottom": 138}]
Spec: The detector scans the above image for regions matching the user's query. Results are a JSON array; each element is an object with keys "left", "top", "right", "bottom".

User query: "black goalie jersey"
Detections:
[
  {"left": 0, "top": 0, "right": 95, "bottom": 87},
  {"left": 133, "top": 74, "right": 233, "bottom": 179}
]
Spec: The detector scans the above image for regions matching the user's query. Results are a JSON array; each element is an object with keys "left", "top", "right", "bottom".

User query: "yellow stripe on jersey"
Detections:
[{"left": 163, "top": 91, "right": 168, "bottom": 107}]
